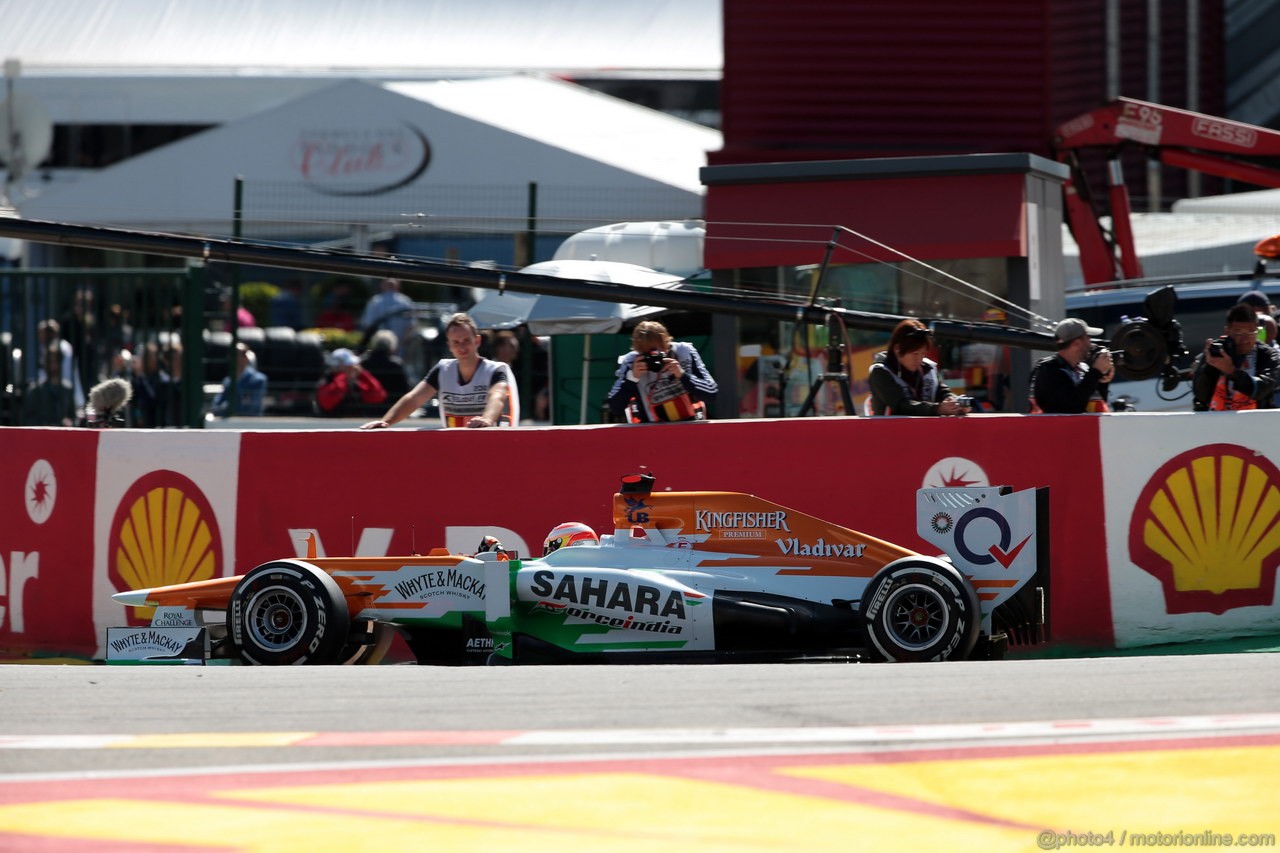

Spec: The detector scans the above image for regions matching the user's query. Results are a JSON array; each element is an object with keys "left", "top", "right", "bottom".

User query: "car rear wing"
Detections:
[{"left": 917, "top": 486, "right": 1049, "bottom": 638}]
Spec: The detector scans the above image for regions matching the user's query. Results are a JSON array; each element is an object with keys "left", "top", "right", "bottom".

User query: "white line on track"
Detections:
[
  {"left": 1, "top": 712, "right": 1278, "bottom": 752},
  {"left": 1, "top": 713, "right": 1277, "bottom": 785}
]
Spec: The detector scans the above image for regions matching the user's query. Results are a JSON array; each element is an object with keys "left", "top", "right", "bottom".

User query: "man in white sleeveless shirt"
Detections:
[{"left": 361, "top": 313, "right": 517, "bottom": 429}]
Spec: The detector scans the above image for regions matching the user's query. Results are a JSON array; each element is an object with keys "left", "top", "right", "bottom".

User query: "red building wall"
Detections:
[{"left": 712, "top": 0, "right": 1225, "bottom": 206}]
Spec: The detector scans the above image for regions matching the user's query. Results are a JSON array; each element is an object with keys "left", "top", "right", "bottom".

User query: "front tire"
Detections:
[
  {"left": 859, "top": 558, "right": 980, "bottom": 662},
  {"left": 228, "top": 560, "right": 350, "bottom": 665}
]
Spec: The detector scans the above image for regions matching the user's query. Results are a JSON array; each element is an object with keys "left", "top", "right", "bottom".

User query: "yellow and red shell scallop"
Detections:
[
  {"left": 1129, "top": 444, "right": 1280, "bottom": 614},
  {"left": 108, "top": 470, "right": 223, "bottom": 623}
]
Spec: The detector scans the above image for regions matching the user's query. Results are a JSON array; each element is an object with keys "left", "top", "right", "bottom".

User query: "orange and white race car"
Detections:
[{"left": 107, "top": 473, "right": 1048, "bottom": 665}]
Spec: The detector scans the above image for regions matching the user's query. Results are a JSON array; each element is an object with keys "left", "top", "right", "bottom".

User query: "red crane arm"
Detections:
[
  {"left": 1051, "top": 98, "right": 1280, "bottom": 285},
  {"left": 1054, "top": 97, "right": 1280, "bottom": 157}
]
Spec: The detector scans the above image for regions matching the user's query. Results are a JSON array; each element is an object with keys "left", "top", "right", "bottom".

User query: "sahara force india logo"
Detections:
[
  {"left": 1129, "top": 444, "right": 1280, "bottom": 615},
  {"left": 530, "top": 570, "right": 702, "bottom": 620}
]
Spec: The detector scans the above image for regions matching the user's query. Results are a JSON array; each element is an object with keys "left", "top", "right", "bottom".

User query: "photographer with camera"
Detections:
[
  {"left": 606, "top": 320, "right": 718, "bottom": 423},
  {"left": 1029, "top": 318, "right": 1114, "bottom": 414},
  {"left": 1191, "top": 302, "right": 1278, "bottom": 412},
  {"left": 867, "top": 319, "right": 970, "bottom": 416}
]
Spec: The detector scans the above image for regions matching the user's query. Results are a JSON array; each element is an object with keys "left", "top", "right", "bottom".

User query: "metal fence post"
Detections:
[
  {"left": 182, "top": 265, "right": 206, "bottom": 428},
  {"left": 226, "top": 175, "right": 245, "bottom": 416}
]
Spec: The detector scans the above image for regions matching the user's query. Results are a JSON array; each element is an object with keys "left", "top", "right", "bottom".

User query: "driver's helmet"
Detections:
[{"left": 543, "top": 521, "right": 598, "bottom": 556}]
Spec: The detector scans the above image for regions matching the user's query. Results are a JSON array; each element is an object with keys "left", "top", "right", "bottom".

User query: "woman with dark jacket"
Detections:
[{"left": 867, "top": 319, "right": 969, "bottom": 416}]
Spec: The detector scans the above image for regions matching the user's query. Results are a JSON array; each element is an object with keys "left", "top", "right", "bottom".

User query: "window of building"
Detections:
[{"left": 48, "top": 123, "right": 216, "bottom": 169}]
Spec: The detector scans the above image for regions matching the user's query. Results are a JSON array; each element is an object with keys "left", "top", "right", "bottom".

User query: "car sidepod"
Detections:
[{"left": 513, "top": 563, "right": 712, "bottom": 656}]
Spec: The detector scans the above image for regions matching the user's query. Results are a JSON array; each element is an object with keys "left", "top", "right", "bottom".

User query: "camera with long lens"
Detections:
[
  {"left": 644, "top": 350, "right": 668, "bottom": 372},
  {"left": 1103, "top": 286, "right": 1189, "bottom": 385}
]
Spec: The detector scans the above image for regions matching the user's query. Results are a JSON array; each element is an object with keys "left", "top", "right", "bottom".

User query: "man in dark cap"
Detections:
[{"left": 1029, "top": 318, "right": 1114, "bottom": 413}]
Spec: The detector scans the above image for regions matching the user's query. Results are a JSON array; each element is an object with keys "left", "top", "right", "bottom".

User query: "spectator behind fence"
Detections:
[
  {"left": 867, "top": 319, "right": 970, "bottom": 416},
  {"left": 359, "top": 330, "right": 410, "bottom": 406},
  {"left": 104, "top": 303, "right": 133, "bottom": 360},
  {"left": 219, "top": 288, "right": 257, "bottom": 332},
  {"left": 360, "top": 278, "right": 414, "bottom": 348},
  {"left": 1192, "top": 301, "right": 1279, "bottom": 411},
  {"left": 23, "top": 345, "right": 77, "bottom": 426},
  {"left": 211, "top": 342, "right": 268, "bottom": 417},
  {"left": 37, "top": 318, "right": 85, "bottom": 409},
  {"left": 1029, "top": 318, "right": 1114, "bottom": 413},
  {"left": 315, "top": 347, "right": 388, "bottom": 417},
  {"left": 362, "top": 312, "right": 515, "bottom": 429},
  {"left": 130, "top": 342, "right": 172, "bottom": 428},
  {"left": 270, "top": 279, "right": 306, "bottom": 330},
  {"left": 60, "top": 289, "right": 96, "bottom": 398},
  {"left": 606, "top": 320, "right": 717, "bottom": 423},
  {"left": 490, "top": 331, "right": 520, "bottom": 366},
  {"left": 315, "top": 280, "right": 358, "bottom": 331},
  {"left": 163, "top": 341, "right": 185, "bottom": 425}
]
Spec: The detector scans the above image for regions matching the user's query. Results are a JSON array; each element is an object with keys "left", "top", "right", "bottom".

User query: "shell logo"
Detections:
[
  {"left": 1129, "top": 444, "right": 1280, "bottom": 615},
  {"left": 108, "top": 470, "right": 223, "bottom": 624}
]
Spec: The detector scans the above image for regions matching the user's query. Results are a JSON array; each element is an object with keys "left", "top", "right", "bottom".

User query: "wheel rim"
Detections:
[
  {"left": 883, "top": 583, "right": 950, "bottom": 651},
  {"left": 245, "top": 584, "right": 308, "bottom": 652}
]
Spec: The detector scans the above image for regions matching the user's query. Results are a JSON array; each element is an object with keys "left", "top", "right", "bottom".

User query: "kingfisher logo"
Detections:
[
  {"left": 1129, "top": 444, "right": 1280, "bottom": 615},
  {"left": 108, "top": 471, "right": 223, "bottom": 625}
]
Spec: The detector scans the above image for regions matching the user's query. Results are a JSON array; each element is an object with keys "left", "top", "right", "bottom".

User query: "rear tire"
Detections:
[
  {"left": 859, "top": 558, "right": 980, "bottom": 662},
  {"left": 228, "top": 560, "right": 350, "bottom": 665}
]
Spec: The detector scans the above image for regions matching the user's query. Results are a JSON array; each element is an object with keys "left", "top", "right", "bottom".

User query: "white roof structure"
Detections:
[
  {"left": 1061, "top": 211, "right": 1280, "bottom": 289},
  {"left": 1172, "top": 188, "right": 1280, "bottom": 216},
  {"left": 0, "top": 0, "right": 721, "bottom": 77},
  {"left": 385, "top": 77, "right": 714, "bottom": 194},
  {"left": 552, "top": 220, "right": 706, "bottom": 277},
  {"left": 18, "top": 76, "right": 721, "bottom": 237},
  {"left": 1, "top": 1, "right": 722, "bottom": 243}
]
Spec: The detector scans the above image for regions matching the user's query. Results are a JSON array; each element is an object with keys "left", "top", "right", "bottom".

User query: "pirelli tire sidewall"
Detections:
[
  {"left": 229, "top": 560, "right": 351, "bottom": 665},
  {"left": 859, "top": 557, "right": 981, "bottom": 663}
]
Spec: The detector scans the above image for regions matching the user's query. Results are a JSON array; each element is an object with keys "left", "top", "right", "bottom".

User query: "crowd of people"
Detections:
[{"left": 15, "top": 275, "right": 1279, "bottom": 428}]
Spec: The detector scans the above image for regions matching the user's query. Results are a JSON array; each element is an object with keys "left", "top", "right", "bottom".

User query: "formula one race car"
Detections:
[{"left": 106, "top": 474, "right": 1048, "bottom": 665}]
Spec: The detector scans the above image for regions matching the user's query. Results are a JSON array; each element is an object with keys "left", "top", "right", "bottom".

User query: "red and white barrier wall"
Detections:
[{"left": 2, "top": 413, "right": 1277, "bottom": 660}]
